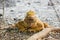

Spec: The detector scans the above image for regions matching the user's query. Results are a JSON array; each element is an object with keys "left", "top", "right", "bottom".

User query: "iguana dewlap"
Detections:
[{"left": 13, "top": 10, "right": 50, "bottom": 32}]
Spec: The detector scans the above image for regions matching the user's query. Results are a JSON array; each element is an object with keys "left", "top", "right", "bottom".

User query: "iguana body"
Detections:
[{"left": 13, "top": 10, "right": 50, "bottom": 32}]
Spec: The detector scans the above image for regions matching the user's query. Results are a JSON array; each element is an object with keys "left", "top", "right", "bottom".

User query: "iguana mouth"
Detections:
[{"left": 27, "top": 18, "right": 34, "bottom": 22}]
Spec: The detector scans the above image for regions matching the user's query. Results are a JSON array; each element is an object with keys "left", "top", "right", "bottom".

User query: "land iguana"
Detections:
[{"left": 12, "top": 10, "right": 51, "bottom": 33}]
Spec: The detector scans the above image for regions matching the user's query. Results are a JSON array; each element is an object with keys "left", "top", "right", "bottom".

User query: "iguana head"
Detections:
[
  {"left": 24, "top": 10, "right": 36, "bottom": 26},
  {"left": 27, "top": 10, "right": 35, "bottom": 16}
]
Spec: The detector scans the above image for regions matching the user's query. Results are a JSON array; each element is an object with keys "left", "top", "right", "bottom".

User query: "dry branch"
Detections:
[
  {"left": 27, "top": 27, "right": 60, "bottom": 40},
  {"left": 27, "top": 28, "right": 53, "bottom": 40}
]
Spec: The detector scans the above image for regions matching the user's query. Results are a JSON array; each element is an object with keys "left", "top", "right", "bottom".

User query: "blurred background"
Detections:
[{"left": 0, "top": 0, "right": 60, "bottom": 28}]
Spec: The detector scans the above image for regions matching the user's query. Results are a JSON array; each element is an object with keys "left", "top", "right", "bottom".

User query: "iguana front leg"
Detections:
[{"left": 43, "top": 22, "right": 51, "bottom": 28}]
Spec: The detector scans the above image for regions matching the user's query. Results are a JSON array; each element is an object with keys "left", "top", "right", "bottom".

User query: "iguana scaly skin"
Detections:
[{"left": 13, "top": 10, "right": 50, "bottom": 32}]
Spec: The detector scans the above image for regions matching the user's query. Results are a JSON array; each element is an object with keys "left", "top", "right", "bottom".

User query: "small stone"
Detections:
[
  {"left": 10, "top": 10, "right": 14, "bottom": 12},
  {"left": 0, "top": 14, "right": 3, "bottom": 16},
  {"left": 28, "top": 3, "right": 31, "bottom": 5}
]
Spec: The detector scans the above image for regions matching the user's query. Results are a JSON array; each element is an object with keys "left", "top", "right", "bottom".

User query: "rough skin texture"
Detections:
[{"left": 12, "top": 10, "right": 50, "bottom": 32}]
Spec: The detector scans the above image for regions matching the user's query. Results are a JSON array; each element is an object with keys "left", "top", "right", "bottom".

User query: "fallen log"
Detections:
[
  {"left": 27, "top": 28, "right": 52, "bottom": 40},
  {"left": 27, "top": 27, "right": 60, "bottom": 40}
]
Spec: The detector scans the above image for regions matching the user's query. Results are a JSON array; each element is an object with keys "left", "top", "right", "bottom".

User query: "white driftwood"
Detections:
[
  {"left": 27, "top": 28, "right": 53, "bottom": 40},
  {"left": 27, "top": 27, "right": 60, "bottom": 40}
]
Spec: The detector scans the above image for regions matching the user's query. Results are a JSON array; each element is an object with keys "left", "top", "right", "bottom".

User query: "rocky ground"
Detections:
[
  {"left": 0, "top": 0, "right": 60, "bottom": 40},
  {"left": 0, "top": 28, "right": 34, "bottom": 40}
]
